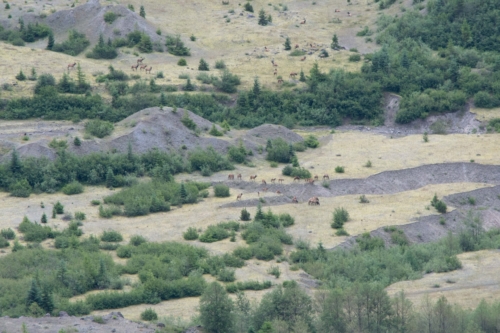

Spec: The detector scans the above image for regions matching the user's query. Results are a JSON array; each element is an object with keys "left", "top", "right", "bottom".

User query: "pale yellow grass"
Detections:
[
  {"left": 470, "top": 107, "right": 500, "bottom": 122},
  {"left": 387, "top": 250, "right": 500, "bottom": 309}
]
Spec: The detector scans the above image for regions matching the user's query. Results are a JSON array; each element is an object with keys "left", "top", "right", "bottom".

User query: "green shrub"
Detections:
[
  {"left": 359, "top": 195, "right": 370, "bottom": 203},
  {"left": 49, "top": 139, "right": 68, "bottom": 150},
  {"left": 335, "top": 166, "right": 345, "bottom": 173},
  {"left": 62, "top": 181, "right": 84, "bottom": 195},
  {"left": 267, "top": 265, "right": 280, "bottom": 278},
  {"left": 54, "top": 201, "right": 64, "bottom": 214},
  {"left": 304, "top": 135, "right": 319, "bottom": 148},
  {"left": 266, "top": 138, "right": 293, "bottom": 163},
  {"left": 349, "top": 54, "right": 362, "bottom": 62},
  {"left": 289, "top": 49, "right": 306, "bottom": 57},
  {"left": 0, "top": 236, "right": 9, "bottom": 248},
  {"left": 282, "top": 165, "right": 311, "bottom": 179},
  {"left": 129, "top": 235, "right": 147, "bottom": 246},
  {"left": 293, "top": 141, "right": 306, "bottom": 152},
  {"left": 181, "top": 111, "right": 196, "bottom": 130},
  {"left": 86, "top": 34, "right": 118, "bottom": 59},
  {"left": 435, "top": 200, "right": 447, "bottom": 213},
  {"left": 74, "top": 211, "right": 86, "bottom": 220},
  {"left": 227, "top": 144, "right": 247, "bottom": 163},
  {"left": 212, "top": 70, "right": 240, "bottom": 93},
  {"left": 51, "top": 30, "right": 90, "bottom": 56},
  {"left": 331, "top": 207, "right": 349, "bottom": 228},
  {"left": 199, "top": 225, "right": 229, "bottom": 243},
  {"left": 165, "top": 34, "right": 190, "bottom": 56},
  {"left": 209, "top": 124, "right": 223, "bottom": 136},
  {"left": 198, "top": 58, "right": 210, "bottom": 71},
  {"left": 9, "top": 179, "right": 31, "bottom": 197},
  {"left": 217, "top": 268, "right": 236, "bottom": 282},
  {"left": 240, "top": 208, "right": 251, "bottom": 221},
  {"left": 15, "top": 69, "right": 26, "bottom": 81},
  {"left": 335, "top": 228, "right": 349, "bottom": 236},
  {"left": 100, "top": 242, "right": 120, "bottom": 251},
  {"left": 215, "top": 60, "right": 226, "bottom": 69},
  {"left": 91, "top": 200, "right": 101, "bottom": 206},
  {"left": 279, "top": 213, "right": 294, "bottom": 227},
  {"left": 85, "top": 119, "right": 114, "bottom": 138},
  {"left": 1, "top": 228, "right": 15, "bottom": 240},
  {"left": 356, "top": 233, "right": 385, "bottom": 251},
  {"left": 214, "top": 184, "right": 230, "bottom": 197},
  {"left": 104, "top": 11, "right": 118, "bottom": 24},
  {"left": 244, "top": 2, "right": 254, "bottom": 12},
  {"left": 101, "top": 230, "right": 123, "bottom": 242},
  {"left": 116, "top": 245, "right": 132, "bottom": 257},
  {"left": 225, "top": 280, "right": 272, "bottom": 293},
  {"left": 141, "top": 308, "right": 158, "bottom": 321},
  {"left": 18, "top": 216, "right": 58, "bottom": 242},
  {"left": 183, "top": 227, "right": 199, "bottom": 240}
]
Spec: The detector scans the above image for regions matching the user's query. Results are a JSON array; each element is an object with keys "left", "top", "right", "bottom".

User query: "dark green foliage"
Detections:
[
  {"left": 86, "top": 34, "right": 118, "bottom": 59},
  {"left": 331, "top": 207, "right": 349, "bottom": 229},
  {"left": 281, "top": 165, "right": 311, "bottom": 179},
  {"left": 183, "top": 78, "right": 195, "bottom": 91},
  {"left": 98, "top": 65, "right": 129, "bottom": 82},
  {"left": 209, "top": 124, "right": 223, "bottom": 136},
  {"left": 1, "top": 228, "right": 15, "bottom": 240},
  {"left": 244, "top": 2, "right": 253, "bottom": 12},
  {"left": 331, "top": 34, "right": 339, "bottom": 49},
  {"left": 188, "top": 147, "right": 233, "bottom": 173},
  {"left": 215, "top": 60, "right": 226, "bottom": 69},
  {"left": 279, "top": 213, "right": 294, "bottom": 227},
  {"left": 181, "top": 111, "right": 196, "bottom": 130},
  {"left": 266, "top": 138, "right": 294, "bottom": 163},
  {"left": 62, "top": 181, "right": 84, "bottom": 195},
  {"left": 54, "top": 201, "right": 64, "bottom": 214},
  {"left": 73, "top": 137, "right": 81, "bottom": 146},
  {"left": 41, "top": 213, "right": 47, "bottom": 224},
  {"left": 349, "top": 54, "right": 361, "bottom": 62},
  {"left": 85, "top": 119, "right": 114, "bottom": 138},
  {"left": 284, "top": 37, "right": 291, "bottom": 51},
  {"left": 199, "top": 58, "right": 210, "bottom": 71},
  {"left": 18, "top": 21, "right": 52, "bottom": 43},
  {"left": 183, "top": 227, "right": 199, "bottom": 240},
  {"left": 139, "top": 5, "right": 146, "bottom": 18},
  {"left": 200, "top": 282, "right": 235, "bottom": 333},
  {"left": 304, "top": 135, "right": 319, "bottom": 148},
  {"left": 141, "top": 308, "right": 158, "bottom": 321},
  {"left": 51, "top": 30, "right": 90, "bottom": 56},
  {"left": 200, "top": 225, "right": 230, "bottom": 243},
  {"left": 19, "top": 216, "right": 58, "bottom": 242},
  {"left": 240, "top": 208, "right": 251, "bottom": 221},
  {"left": 137, "top": 34, "right": 153, "bottom": 53},
  {"left": 46, "top": 32, "right": 54, "bottom": 50},
  {"left": 129, "top": 235, "right": 147, "bottom": 246},
  {"left": 10, "top": 179, "right": 31, "bottom": 197},
  {"left": 335, "top": 166, "right": 345, "bottom": 173},
  {"left": 165, "top": 34, "right": 190, "bottom": 56},
  {"left": 226, "top": 280, "right": 272, "bottom": 293},
  {"left": 104, "top": 11, "right": 118, "bottom": 24},
  {"left": 258, "top": 9, "right": 269, "bottom": 26},
  {"left": 214, "top": 184, "right": 230, "bottom": 197},
  {"left": 435, "top": 200, "right": 447, "bottom": 214},
  {"left": 217, "top": 268, "right": 236, "bottom": 282},
  {"left": 228, "top": 143, "right": 247, "bottom": 163},
  {"left": 100, "top": 230, "right": 123, "bottom": 242},
  {"left": 213, "top": 70, "right": 241, "bottom": 93},
  {"left": 335, "top": 228, "right": 349, "bottom": 236},
  {"left": 0, "top": 236, "right": 9, "bottom": 248},
  {"left": 15, "top": 69, "right": 26, "bottom": 81}
]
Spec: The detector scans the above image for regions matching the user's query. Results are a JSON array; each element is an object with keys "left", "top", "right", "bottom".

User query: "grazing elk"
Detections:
[
  {"left": 347, "top": 11, "right": 352, "bottom": 17},
  {"left": 295, "top": 44, "right": 300, "bottom": 49},
  {"left": 293, "top": 176, "right": 300, "bottom": 182},
  {"left": 314, "top": 175, "right": 319, "bottom": 181},
  {"left": 262, "top": 180, "right": 267, "bottom": 185},
  {"left": 274, "top": 70, "right": 278, "bottom": 76},
  {"left": 335, "top": 9, "right": 340, "bottom": 12},
  {"left": 228, "top": 174, "right": 235, "bottom": 180},
  {"left": 250, "top": 175, "right": 258, "bottom": 181},
  {"left": 145, "top": 66, "right": 152, "bottom": 74},
  {"left": 276, "top": 190, "right": 282, "bottom": 195},
  {"left": 300, "top": 56, "right": 306, "bottom": 61},
  {"left": 137, "top": 57, "right": 145, "bottom": 64},
  {"left": 290, "top": 72, "right": 298, "bottom": 78},
  {"left": 67, "top": 62, "right": 77, "bottom": 70},
  {"left": 292, "top": 196, "right": 298, "bottom": 203},
  {"left": 277, "top": 79, "right": 283, "bottom": 84},
  {"left": 308, "top": 197, "right": 320, "bottom": 205},
  {"left": 237, "top": 174, "right": 242, "bottom": 180},
  {"left": 300, "top": 18, "right": 306, "bottom": 24},
  {"left": 140, "top": 64, "right": 148, "bottom": 71},
  {"left": 307, "top": 179, "right": 315, "bottom": 185},
  {"left": 278, "top": 178, "right": 284, "bottom": 183},
  {"left": 236, "top": 193, "right": 243, "bottom": 201},
  {"left": 273, "top": 62, "right": 278, "bottom": 68},
  {"left": 131, "top": 63, "right": 139, "bottom": 71},
  {"left": 262, "top": 187, "right": 268, "bottom": 192},
  {"left": 222, "top": 0, "right": 229, "bottom": 4},
  {"left": 323, "top": 174, "right": 330, "bottom": 180},
  {"left": 271, "top": 178, "right": 276, "bottom": 183}
]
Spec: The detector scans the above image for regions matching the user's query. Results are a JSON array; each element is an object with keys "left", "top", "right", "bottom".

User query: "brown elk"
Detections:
[
  {"left": 278, "top": 178, "right": 284, "bottom": 183},
  {"left": 271, "top": 178, "right": 276, "bottom": 183},
  {"left": 307, "top": 179, "right": 315, "bottom": 185},
  {"left": 262, "top": 180, "right": 267, "bottom": 185},
  {"left": 277, "top": 79, "right": 283, "bottom": 84},
  {"left": 300, "top": 18, "right": 306, "bottom": 24},
  {"left": 131, "top": 63, "right": 139, "bottom": 71},
  {"left": 236, "top": 193, "right": 243, "bottom": 201},
  {"left": 140, "top": 64, "right": 148, "bottom": 71},
  {"left": 308, "top": 196, "right": 320, "bottom": 205},
  {"left": 323, "top": 174, "right": 330, "bottom": 180},
  {"left": 274, "top": 70, "right": 278, "bottom": 76},
  {"left": 228, "top": 174, "right": 235, "bottom": 180},
  {"left": 347, "top": 11, "right": 352, "bottom": 17},
  {"left": 276, "top": 190, "right": 282, "bottom": 195},
  {"left": 273, "top": 63, "right": 278, "bottom": 67},
  {"left": 237, "top": 174, "right": 242, "bottom": 180},
  {"left": 293, "top": 176, "right": 300, "bottom": 182},
  {"left": 295, "top": 44, "right": 299, "bottom": 49},
  {"left": 314, "top": 175, "right": 319, "bottom": 181},
  {"left": 145, "top": 66, "right": 152, "bottom": 74},
  {"left": 290, "top": 72, "right": 298, "bottom": 78},
  {"left": 265, "top": 46, "right": 269, "bottom": 52},
  {"left": 137, "top": 57, "right": 145, "bottom": 64},
  {"left": 335, "top": 9, "right": 340, "bottom": 12},
  {"left": 300, "top": 56, "right": 306, "bottom": 61},
  {"left": 250, "top": 175, "right": 258, "bottom": 181},
  {"left": 67, "top": 62, "right": 77, "bottom": 70},
  {"left": 292, "top": 196, "right": 298, "bottom": 203}
]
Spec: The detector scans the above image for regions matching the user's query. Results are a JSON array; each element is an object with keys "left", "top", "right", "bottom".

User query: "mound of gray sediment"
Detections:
[
  {"left": 107, "top": 107, "right": 230, "bottom": 154},
  {"left": 23, "top": 0, "right": 162, "bottom": 45},
  {"left": 245, "top": 124, "right": 304, "bottom": 144},
  {"left": 0, "top": 142, "right": 57, "bottom": 163}
]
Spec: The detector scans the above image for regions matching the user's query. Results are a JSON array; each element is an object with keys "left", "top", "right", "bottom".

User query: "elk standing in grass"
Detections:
[
  {"left": 292, "top": 196, "right": 298, "bottom": 203},
  {"left": 323, "top": 174, "right": 330, "bottom": 180},
  {"left": 290, "top": 72, "right": 298, "bottom": 78},
  {"left": 262, "top": 180, "right": 267, "bottom": 185},
  {"left": 271, "top": 178, "right": 276, "bottom": 183},
  {"left": 237, "top": 174, "right": 242, "bottom": 180},
  {"left": 137, "top": 57, "right": 144, "bottom": 64},
  {"left": 145, "top": 66, "right": 152, "bottom": 74},
  {"left": 140, "top": 64, "right": 148, "bottom": 71},
  {"left": 67, "top": 62, "right": 76, "bottom": 70},
  {"left": 300, "top": 56, "right": 306, "bottom": 61},
  {"left": 308, "top": 197, "right": 320, "bottom": 205},
  {"left": 293, "top": 176, "right": 300, "bottom": 182},
  {"left": 131, "top": 63, "right": 139, "bottom": 71},
  {"left": 236, "top": 193, "right": 243, "bottom": 201},
  {"left": 228, "top": 174, "right": 234, "bottom": 180},
  {"left": 250, "top": 175, "right": 258, "bottom": 181},
  {"left": 278, "top": 178, "right": 284, "bottom": 183}
]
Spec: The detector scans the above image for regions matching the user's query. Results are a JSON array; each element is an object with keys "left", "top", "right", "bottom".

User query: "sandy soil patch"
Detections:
[{"left": 386, "top": 250, "right": 500, "bottom": 309}]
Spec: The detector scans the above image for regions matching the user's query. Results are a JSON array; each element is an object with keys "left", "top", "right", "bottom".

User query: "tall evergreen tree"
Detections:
[
  {"left": 180, "top": 183, "right": 187, "bottom": 203},
  {"left": 299, "top": 69, "right": 306, "bottom": 82},
  {"left": 106, "top": 167, "right": 115, "bottom": 188},
  {"left": 139, "top": 5, "right": 146, "bottom": 18},
  {"left": 198, "top": 58, "right": 210, "bottom": 71},
  {"left": 258, "top": 9, "right": 268, "bottom": 26},
  {"left": 26, "top": 279, "right": 41, "bottom": 308},
  {"left": 10, "top": 148, "right": 22, "bottom": 173},
  {"left": 331, "top": 34, "right": 339, "bottom": 49},
  {"left": 252, "top": 77, "right": 261, "bottom": 96},
  {"left": 199, "top": 282, "right": 235, "bottom": 333}
]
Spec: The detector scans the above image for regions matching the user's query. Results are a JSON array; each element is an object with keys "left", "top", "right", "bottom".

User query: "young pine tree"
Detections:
[
  {"left": 180, "top": 183, "right": 187, "bottom": 203},
  {"left": 284, "top": 37, "right": 291, "bottom": 50},
  {"left": 16, "top": 69, "right": 26, "bottom": 81},
  {"left": 74, "top": 137, "right": 81, "bottom": 146},
  {"left": 139, "top": 5, "right": 146, "bottom": 18},
  {"left": 41, "top": 213, "right": 47, "bottom": 224},
  {"left": 331, "top": 34, "right": 339, "bottom": 49},
  {"left": 198, "top": 58, "right": 210, "bottom": 71},
  {"left": 199, "top": 282, "right": 235, "bottom": 333},
  {"left": 299, "top": 69, "right": 306, "bottom": 82},
  {"left": 258, "top": 9, "right": 268, "bottom": 26},
  {"left": 252, "top": 77, "right": 260, "bottom": 96}
]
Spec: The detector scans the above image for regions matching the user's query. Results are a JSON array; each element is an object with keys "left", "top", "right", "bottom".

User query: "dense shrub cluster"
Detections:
[
  {"left": 51, "top": 30, "right": 90, "bottom": 56},
  {"left": 86, "top": 34, "right": 118, "bottom": 59},
  {"left": 84, "top": 119, "right": 114, "bottom": 138}
]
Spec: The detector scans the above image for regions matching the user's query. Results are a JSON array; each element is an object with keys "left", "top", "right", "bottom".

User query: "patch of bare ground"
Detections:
[{"left": 386, "top": 250, "right": 500, "bottom": 309}]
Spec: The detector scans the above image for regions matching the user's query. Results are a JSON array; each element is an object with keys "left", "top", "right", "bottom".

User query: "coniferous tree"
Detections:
[
  {"left": 46, "top": 32, "right": 54, "bottom": 50},
  {"left": 255, "top": 203, "right": 264, "bottom": 221},
  {"left": 26, "top": 279, "right": 41, "bottom": 308},
  {"left": 10, "top": 148, "right": 21, "bottom": 173},
  {"left": 199, "top": 282, "right": 235, "bottom": 333},
  {"left": 198, "top": 58, "right": 210, "bottom": 71},
  {"left": 284, "top": 37, "right": 291, "bottom": 50},
  {"left": 139, "top": 5, "right": 146, "bottom": 18},
  {"left": 180, "top": 183, "right": 187, "bottom": 203},
  {"left": 331, "top": 34, "right": 339, "bottom": 50},
  {"left": 16, "top": 69, "right": 26, "bottom": 81},
  {"left": 252, "top": 77, "right": 260, "bottom": 96},
  {"left": 258, "top": 9, "right": 268, "bottom": 26},
  {"left": 299, "top": 69, "right": 306, "bottom": 82},
  {"left": 41, "top": 213, "right": 47, "bottom": 224},
  {"left": 73, "top": 137, "right": 81, "bottom": 146},
  {"left": 106, "top": 167, "right": 115, "bottom": 188},
  {"left": 52, "top": 207, "right": 56, "bottom": 219},
  {"left": 40, "top": 286, "right": 54, "bottom": 313}
]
